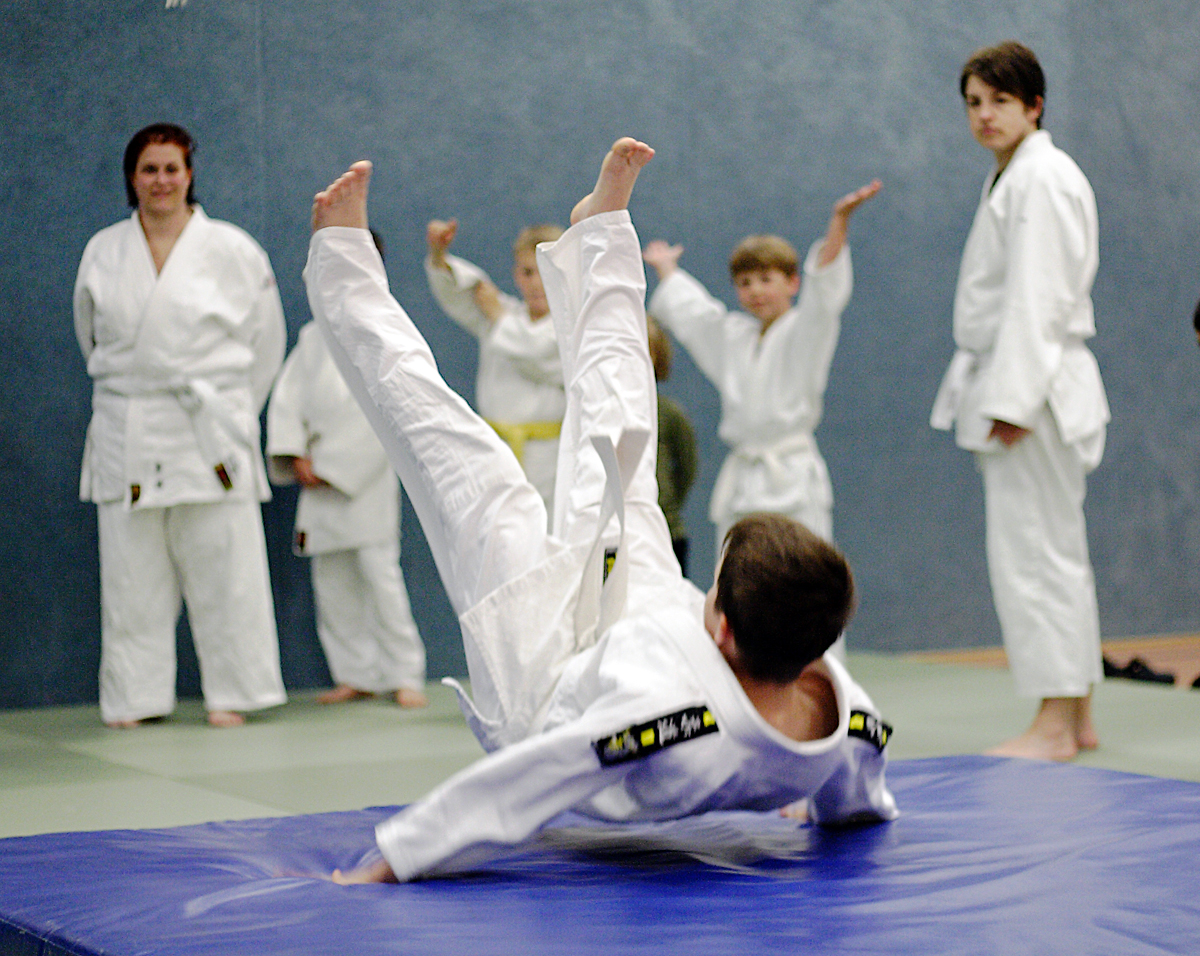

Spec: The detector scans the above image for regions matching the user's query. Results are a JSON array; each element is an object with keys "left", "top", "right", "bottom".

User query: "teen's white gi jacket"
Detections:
[
  {"left": 75, "top": 207, "right": 284, "bottom": 507},
  {"left": 378, "top": 589, "right": 897, "bottom": 880},
  {"left": 647, "top": 243, "right": 851, "bottom": 536},
  {"left": 931, "top": 130, "right": 1109, "bottom": 462},
  {"left": 266, "top": 321, "right": 399, "bottom": 554}
]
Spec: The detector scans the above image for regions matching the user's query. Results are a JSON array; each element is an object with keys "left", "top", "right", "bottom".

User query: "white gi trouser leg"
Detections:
[
  {"left": 306, "top": 215, "right": 676, "bottom": 736},
  {"left": 305, "top": 229, "right": 550, "bottom": 619},
  {"left": 539, "top": 210, "right": 681, "bottom": 617},
  {"left": 97, "top": 500, "right": 286, "bottom": 723},
  {"left": 521, "top": 437, "right": 559, "bottom": 520},
  {"left": 311, "top": 542, "right": 426, "bottom": 693},
  {"left": 978, "top": 405, "right": 1103, "bottom": 698}
]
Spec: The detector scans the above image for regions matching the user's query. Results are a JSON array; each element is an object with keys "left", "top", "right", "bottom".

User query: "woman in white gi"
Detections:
[
  {"left": 267, "top": 295, "right": 428, "bottom": 708},
  {"left": 302, "top": 139, "right": 896, "bottom": 885},
  {"left": 74, "top": 123, "right": 287, "bottom": 728},
  {"left": 424, "top": 219, "right": 565, "bottom": 514},
  {"left": 931, "top": 43, "right": 1109, "bottom": 761},
  {"left": 641, "top": 182, "right": 881, "bottom": 553}
]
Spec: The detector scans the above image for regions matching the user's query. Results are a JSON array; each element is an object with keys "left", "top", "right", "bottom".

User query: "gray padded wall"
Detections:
[{"left": 2, "top": 0, "right": 1198, "bottom": 708}]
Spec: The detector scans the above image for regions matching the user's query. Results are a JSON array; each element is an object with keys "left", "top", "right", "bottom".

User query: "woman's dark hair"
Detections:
[{"left": 123, "top": 123, "right": 195, "bottom": 207}]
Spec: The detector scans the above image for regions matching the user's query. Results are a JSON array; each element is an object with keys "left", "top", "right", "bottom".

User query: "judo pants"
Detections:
[
  {"left": 977, "top": 405, "right": 1103, "bottom": 698},
  {"left": 312, "top": 542, "right": 426, "bottom": 693},
  {"left": 305, "top": 212, "right": 678, "bottom": 673},
  {"left": 96, "top": 499, "right": 286, "bottom": 723}
]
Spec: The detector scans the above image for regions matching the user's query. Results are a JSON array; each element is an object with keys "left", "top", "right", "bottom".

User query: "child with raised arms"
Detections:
[{"left": 642, "top": 181, "right": 881, "bottom": 555}]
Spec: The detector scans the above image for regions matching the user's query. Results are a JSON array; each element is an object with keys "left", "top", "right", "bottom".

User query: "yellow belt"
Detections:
[{"left": 485, "top": 419, "right": 562, "bottom": 465}]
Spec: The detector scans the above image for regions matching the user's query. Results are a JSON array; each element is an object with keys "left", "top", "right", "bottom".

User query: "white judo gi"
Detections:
[
  {"left": 266, "top": 322, "right": 426, "bottom": 695},
  {"left": 425, "top": 253, "right": 565, "bottom": 509},
  {"left": 74, "top": 206, "right": 287, "bottom": 723},
  {"left": 648, "top": 242, "right": 852, "bottom": 548},
  {"left": 931, "top": 130, "right": 1109, "bottom": 698},
  {"left": 306, "top": 210, "right": 896, "bottom": 882}
]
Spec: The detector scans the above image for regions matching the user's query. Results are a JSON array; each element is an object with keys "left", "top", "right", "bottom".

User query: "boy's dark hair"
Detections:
[
  {"left": 960, "top": 41, "right": 1046, "bottom": 128},
  {"left": 729, "top": 235, "right": 799, "bottom": 281},
  {"left": 123, "top": 123, "right": 196, "bottom": 208},
  {"left": 715, "top": 513, "right": 855, "bottom": 683}
]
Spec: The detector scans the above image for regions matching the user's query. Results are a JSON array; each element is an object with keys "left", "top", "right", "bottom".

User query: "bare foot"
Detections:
[
  {"left": 394, "top": 687, "right": 429, "bottom": 709},
  {"left": 105, "top": 719, "right": 141, "bottom": 729},
  {"left": 778, "top": 799, "right": 810, "bottom": 822},
  {"left": 317, "top": 685, "right": 374, "bottom": 705},
  {"left": 331, "top": 859, "right": 397, "bottom": 885},
  {"left": 985, "top": 727, "right": 1078, "bottom": 762},
  {"left": 1074, "top": 695, "right": 1099, "bottom": 751},
  {"left": 984, "top": 697, "right": 1088, "bottom": 761},
  {"left": 207, "top": 710, "right": 245, "bottom": 728},
  {"left": 311, "top": 161, "right": 373, "bottom": 233},
  {"left": 570, "top": 137, "right": 655, "bottom": 225}
]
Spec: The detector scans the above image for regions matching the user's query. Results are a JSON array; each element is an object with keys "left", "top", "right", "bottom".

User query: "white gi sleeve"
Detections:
[
  {"left": 977, "top": 175, "right": 1091, "bottom": 430},
  {"left": 73, "top": 238, "right": 99, "bottom": 361},
  {"left": 375, "top": 714, "right": 634, "bottom": 881},
  {"left": 264, "top": 345, "right": 309, "bottom": 484},
  {"left": 796, "top": 240, "right": 852, "bottom": 326},
  {"left": 425, "top": 253, "right": 524, "bottom": 338},
  {"left": 486, "top": 313, "right": 563, "bottom": 386},
  {"left": 807, "top": 736, "right": 897, "bottom": 826},
  {"left": 646, "top": 268, "right": 736, "bottom": 386},
  {"left": 778, "top": 240, "right": 852, "bottom": 388},
  {"left": 247, "top": 262, "right": 287, "bottom": 413}
]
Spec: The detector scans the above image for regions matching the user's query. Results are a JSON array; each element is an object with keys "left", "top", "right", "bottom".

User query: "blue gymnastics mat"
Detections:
[{"left": 1, "top": 756, "right": 1197, "bottom": 956}]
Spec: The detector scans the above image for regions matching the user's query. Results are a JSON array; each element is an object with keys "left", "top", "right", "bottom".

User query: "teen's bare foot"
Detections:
[
  {"left": 394, "top": 687, "right": 429, "bottom": 709},
  {"left": 570, "top": 137, "right": 655, "bottom": 225},
  {"left": 984, "top": 697, "right": 1088, "bottom": 761},
  {"left": 986, "top": 727, "right": 1078, "bottom": 762},
  {"left": 311, "top": 161, "right": 373, "bottom": 233},
  {"left": 317, "top": 685, "right": 374, "bottom": 704},
  {"left": 1074, "top": 695, "right": 1099, "bottom": 750},
  {"left": 105, "top": 719, "right": 141, "bottom": 729},
  {"left": 207, "top": 710, "right": 245, "bottom": 728}
]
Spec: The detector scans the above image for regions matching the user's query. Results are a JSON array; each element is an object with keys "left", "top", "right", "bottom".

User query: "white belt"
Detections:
[
  {"left": 709, "top": 430, "right": 814, "bottom": 523},
  {"left": 929, "top": 349, "right": 978, "bottom": 431},
  {"left": 97, "top": 374, "right": 253, "bottom": 491}
]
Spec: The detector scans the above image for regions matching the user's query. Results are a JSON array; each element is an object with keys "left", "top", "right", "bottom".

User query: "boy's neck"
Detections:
[
  {"left": 733, "top": 660, "right": 838, "bottom": 743},
  {"left": 756, "top": 311, "right": 784, "bottom": 336}
]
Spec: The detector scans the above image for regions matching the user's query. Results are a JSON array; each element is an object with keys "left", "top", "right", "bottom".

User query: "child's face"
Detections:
[
  {"left": 733, "top": 268, "right": 801, "bottom": 327},
  {"left": 513, "top": 249, "right": 549, "bottom": 319},
  {"left": 962, "top": 74, "right": 1041, "bottom": 163}
]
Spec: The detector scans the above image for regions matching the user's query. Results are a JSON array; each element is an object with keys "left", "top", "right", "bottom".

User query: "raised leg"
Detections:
[
  {"left": 542, "top": 139, "right": 680, "bottom": 619},
  {"left": 305, "top": 163, "right": 549, "bottom": 618},
  {"left": 570, "top": 137, "right": 655, "bottom": 224}
]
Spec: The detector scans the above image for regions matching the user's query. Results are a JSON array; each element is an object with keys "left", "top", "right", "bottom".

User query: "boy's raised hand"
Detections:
[
  {"left": 642, "top": 240, "right": 684, "bottom": 281},
  {"left": 818, "top": 180, "right": 882, "bottom": 267},
  {"left": 426, "top": 218, "right": 458, "bottom": 268},
  {"left": 832, "top": 180, "right": 883, "bottom": 220}
]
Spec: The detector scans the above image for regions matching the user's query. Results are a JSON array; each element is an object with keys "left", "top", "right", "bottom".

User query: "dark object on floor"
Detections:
[
  {"left": 1103, "top": 655, "right": 1175, "bottom": 685},
  {"left": 1192, "top": 673, "right": 1200, "bottom": 690}
]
